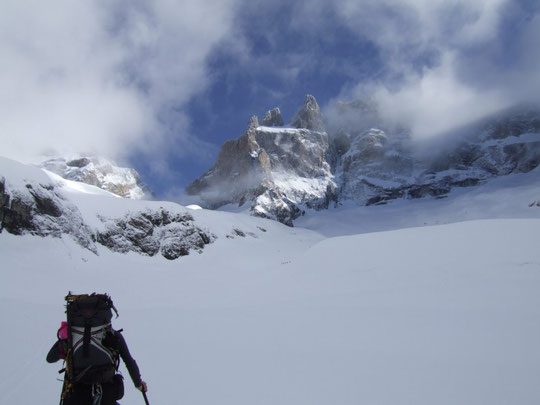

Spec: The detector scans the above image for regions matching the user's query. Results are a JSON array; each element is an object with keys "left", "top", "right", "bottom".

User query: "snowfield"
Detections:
[{"left": 1, "top": 160, "right": 540, "bottom": 404}]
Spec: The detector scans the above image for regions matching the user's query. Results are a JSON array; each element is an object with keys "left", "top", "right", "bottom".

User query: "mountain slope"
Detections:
[
  {"left": 1, "top": 157, "right": 295, "bottom": 259},
  {"left": 1, "top": 204, "right": 539, "bottom": 404},
  {"left": 1, "top": 150, "right": 540, "bottom": 404},
  {"left": 188, "top": 97, "right": 540, "bottom": 225}
]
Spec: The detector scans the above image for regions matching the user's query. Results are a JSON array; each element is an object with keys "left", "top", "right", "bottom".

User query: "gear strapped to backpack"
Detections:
[{"left": 64, "top": 292, "right": 120, "bottom": 386}]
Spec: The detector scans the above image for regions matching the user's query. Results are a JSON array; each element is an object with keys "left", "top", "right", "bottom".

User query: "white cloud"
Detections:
[
  {"left": 299, "top": 0, "right": 539, "bottom": 139},
  {"left": 0, "top": 0, "right": 239, "bottom": 164},
  {"left": 333, "top": 0, "right": 509, "bottom": 52},
  {"left": 1, "top": 0, "right": 538, "bottom": 169},
  {"left": 373, "top": 52, "right": 508, "bottom": 139}
]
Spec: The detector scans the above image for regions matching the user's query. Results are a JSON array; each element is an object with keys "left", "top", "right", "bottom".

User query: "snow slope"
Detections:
[
  {"left": 297, "top": 166, "right": 540, "bottom": 236},
  {"left": 1, "top": 163, "right": 540, "bottom": 404}
]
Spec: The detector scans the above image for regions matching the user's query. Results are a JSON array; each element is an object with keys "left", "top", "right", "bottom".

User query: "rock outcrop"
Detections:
[
  {"left": 336, "top": 128, "right": 416, "bottom": 205},
  {"left": 261, "top": 108, "right": 284, "bottom": 127},
  {"left": 291, "top": 95, "right": 324, "bottom": 131},
  {"left": 1, "top": 158, "right": 213, "bottom": 259},
  {"left": 97, "top": 209, "right": 213, "bottom": 260},
  {"left": 186, "top": 115, "right": 270, "bottom": 209},
  {"left": 0, "top": 174, "right": 97, "bottom": 252}
]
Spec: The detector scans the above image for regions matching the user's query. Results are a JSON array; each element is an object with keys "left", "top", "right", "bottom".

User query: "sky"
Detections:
[{"left": 1, "top": 0, "right": 539, "bottom": 196}]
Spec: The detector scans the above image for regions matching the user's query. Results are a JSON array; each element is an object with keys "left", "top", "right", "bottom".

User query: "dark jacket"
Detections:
[{"left": 47, "top": 329, "right": 142, "bottom": 387}]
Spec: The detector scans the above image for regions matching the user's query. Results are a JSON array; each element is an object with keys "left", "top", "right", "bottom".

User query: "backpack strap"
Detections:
[
  {"left": 83, "top": 323, "right": 91, "bottom": 357},
  {"left": 71, "top": 325, "right": 115, "bottom": 360}
]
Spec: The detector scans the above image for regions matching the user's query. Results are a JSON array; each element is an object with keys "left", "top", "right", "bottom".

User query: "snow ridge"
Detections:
[{"left": 0, "top": 157, "right": 213, "bottom": 259}]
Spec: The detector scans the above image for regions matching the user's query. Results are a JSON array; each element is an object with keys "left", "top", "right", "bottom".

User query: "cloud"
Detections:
[
  {"left": 0, "top": 0, "right": 239, "bottom": 164},
  {"left": 372, "top": 52, "right": 509, "bottom": 140},
  {"left": 300, "top": 0, "right": 540, "bottom": 139},
  {"left": 2, "top": 0, "right": 538, "bottom": 184}
]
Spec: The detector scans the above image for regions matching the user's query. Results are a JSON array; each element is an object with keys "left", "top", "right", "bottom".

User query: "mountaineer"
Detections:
[{"left": 47, "top": 293, "right": 148, "bottom": 404}]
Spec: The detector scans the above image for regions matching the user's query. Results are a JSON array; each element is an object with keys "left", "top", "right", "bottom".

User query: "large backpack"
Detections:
[{"left": 64, "top": 292, "right": 120, "bottom": 385}]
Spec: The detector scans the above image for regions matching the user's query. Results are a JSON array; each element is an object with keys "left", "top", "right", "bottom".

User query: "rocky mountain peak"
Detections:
[
  {"left": 187, "top": 95, "right": 336, "bottom": 225},
  {"left": 291, "top": 94, "right": 324, "bottom": 131},
  {"left": 248, "top": 115, "right": 259, "bottom": 130},
  {"left": 188, "top": 96, "right": 540, "bottom": 225},
  {"left": 261, "top": 108, "right": 284, "bottom": 127},
  {"left": 186, "top": 117, "right": 269, "bottom": 209}
]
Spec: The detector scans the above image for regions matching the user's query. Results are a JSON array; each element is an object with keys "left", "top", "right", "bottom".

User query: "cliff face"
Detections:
[
  {"left": 188, "top": 96, "right": 540, "bottom": 225},
  {"left": 187, "top": 97, "right": 336, "bottom": 226},
  {"left": 332, "top": 105, "right": 540, "bottom": 206}
]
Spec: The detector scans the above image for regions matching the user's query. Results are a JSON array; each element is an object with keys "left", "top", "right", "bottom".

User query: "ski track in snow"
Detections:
[{"left": 1, "top": 158, "right": 540, "bottom": 404}]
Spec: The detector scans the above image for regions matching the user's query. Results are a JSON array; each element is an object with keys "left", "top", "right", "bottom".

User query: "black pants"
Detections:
[{"left": 63, "top": 382, "right": 117, "bottom": 405}]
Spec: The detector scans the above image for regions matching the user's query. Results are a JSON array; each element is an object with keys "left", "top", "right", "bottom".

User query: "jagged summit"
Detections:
[
  {"left": 39, "top": 156, "right": 152, "bottom": 199},
  {"left": 186, "top": 115, "right": 271, "bottom": 209},
  {"left": 247, "top": 115, "right": 259, "bottom": 129},
  {"left": 261, "top": 108, "right": 284, "bottom": 127},
  {"left": 187, "top": 95, "right": 335, "bottom": 225},
  {"left": 187, "top": 95, "right": 540, "bottom": 226},
  {"left": 290, "top": 94, "right": 324, "bottom": 131}
]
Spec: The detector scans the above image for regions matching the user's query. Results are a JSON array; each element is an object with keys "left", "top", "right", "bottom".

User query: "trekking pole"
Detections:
[{"left": 142, "top": 390, "right": 150, "bottom": 405}]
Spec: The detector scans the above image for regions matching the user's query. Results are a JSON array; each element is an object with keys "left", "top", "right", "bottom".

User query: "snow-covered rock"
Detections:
[
  {"left": 40, "top": 156, "right": 152, "bottom": 199},
  {"left": 332, "top": 105, "right": 540, "bottom": 205},
  {"left": 187, "top": 96, "right": 336, "bottom": 226},
  {"left": 0, "top": 157, "right": 213, "bottom": 259},
  {"left": 97, "top": 208, "right": 213, "bottom": 260},
  {"left": 0, "top": 164, "right": 96, "bottom": 252},
  {"left": 188, "top": 96, "right": 540, "bottom": 224}
]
